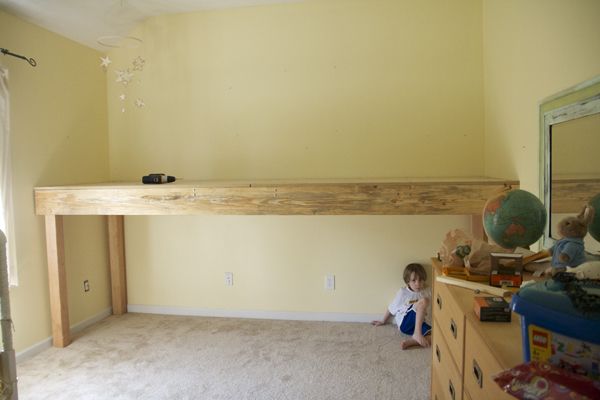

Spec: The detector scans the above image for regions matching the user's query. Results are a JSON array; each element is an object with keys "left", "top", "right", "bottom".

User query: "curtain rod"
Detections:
[{"left": 0, "top": 48, "right": 37, "bottom": 67}]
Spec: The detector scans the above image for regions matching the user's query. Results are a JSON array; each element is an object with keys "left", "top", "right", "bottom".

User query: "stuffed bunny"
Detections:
[{"left": 546, "top": 205, "right": 595, "bottom": 274}]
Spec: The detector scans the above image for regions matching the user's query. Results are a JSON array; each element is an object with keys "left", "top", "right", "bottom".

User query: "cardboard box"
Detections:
[{"left": 474, "top": 296, "right": 511, "bottom": 322}]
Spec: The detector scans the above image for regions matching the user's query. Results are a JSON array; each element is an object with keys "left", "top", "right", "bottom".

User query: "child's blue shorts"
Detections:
[{"left": 399, "top": 309, "right": 431, "bottom": 336}]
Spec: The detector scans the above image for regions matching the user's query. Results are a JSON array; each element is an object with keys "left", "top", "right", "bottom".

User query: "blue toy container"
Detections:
[{"left": 511, "top": 277, "right": 600, "bottom": 380}]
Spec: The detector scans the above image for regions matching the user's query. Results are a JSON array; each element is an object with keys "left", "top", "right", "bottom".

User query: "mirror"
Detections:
[{"left": 541, "top": 76, "right": 600, "bottom": 253}]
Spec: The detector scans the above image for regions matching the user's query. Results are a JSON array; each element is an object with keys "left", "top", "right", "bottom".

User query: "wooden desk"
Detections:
[{"left": 34, "top": 178, "right": 517, "bottom": 347}]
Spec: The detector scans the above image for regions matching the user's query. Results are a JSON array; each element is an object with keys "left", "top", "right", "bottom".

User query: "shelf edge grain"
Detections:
[{"left": 34, "top": 178, "right": 519, "bottom": 216}]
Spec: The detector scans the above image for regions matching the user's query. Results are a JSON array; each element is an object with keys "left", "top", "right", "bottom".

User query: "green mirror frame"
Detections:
[{"left": 540, "top": 75, "right": 600, "bottom": 249}]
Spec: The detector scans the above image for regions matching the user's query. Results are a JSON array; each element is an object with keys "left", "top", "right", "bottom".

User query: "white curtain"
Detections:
[{"left": 0, "top": 67, "right": 17, "bottom": 286}]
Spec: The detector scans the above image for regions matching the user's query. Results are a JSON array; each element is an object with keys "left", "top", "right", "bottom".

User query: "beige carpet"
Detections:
[{"left": 17, "top": 313, "right": 431, "bottom": 400}]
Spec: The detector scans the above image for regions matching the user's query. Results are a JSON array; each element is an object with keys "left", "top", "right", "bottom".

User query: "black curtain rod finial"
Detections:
[{"left": 1, "top": 47, "right": 37, "bottom": 67}]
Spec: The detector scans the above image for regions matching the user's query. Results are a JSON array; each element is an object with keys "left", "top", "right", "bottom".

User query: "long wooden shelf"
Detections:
[
  {"left": 33, "top": 177, "right": 518, "bottom": 348},
  {"left": 551, "top": 177, "right": 600, "bottom": 213},
  {"left": 34, "top": 177, "right": 518, "bottom": 216}
]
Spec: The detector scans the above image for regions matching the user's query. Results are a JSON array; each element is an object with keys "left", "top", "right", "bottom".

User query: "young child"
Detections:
[{"left": 371, "top": 263, "right": 432, "bottom": 350}]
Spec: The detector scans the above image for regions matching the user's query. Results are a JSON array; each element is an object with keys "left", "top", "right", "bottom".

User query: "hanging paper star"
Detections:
[
  {"left": 132, "top": 56, "right": 146, "bottom": 71},
  {"left": 135, "top": 98, "right": 145, "bottom": 108},
  {"left": 100, "top": 56, "right": 112, "bottom": 69},
  {"left": 119, "top": 94, "right": 126, "bottom": 101},
  {"left": 115, "top": 69, "right": 134, "bottom": 85}
]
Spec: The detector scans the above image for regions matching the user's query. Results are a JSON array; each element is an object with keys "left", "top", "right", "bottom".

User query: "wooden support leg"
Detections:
[
  {"left": 108, "top": 215, "right": 127, "bottom": 315},
  {"left": 471, "top": 214, "right": 487, "bottom": 242},
  {"left": 44, "top": 215, "right": 70, "bottom": 347}
]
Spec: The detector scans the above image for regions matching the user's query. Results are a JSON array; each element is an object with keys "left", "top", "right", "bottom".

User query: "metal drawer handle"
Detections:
[
  {"left": 435, "top": 344, "right": 441, "bottom": 362},
  {"left": 436, "top": 294, "right": 442, "bottom": 310},
  {"left": 450, "top": 318, "right": 457, "bottom": 339},
  {"left": 448, "top": 379, "right": 455, "bottom": 400},
  {"left": 473, "top": 359, "right": 483, "bottom": 388}
]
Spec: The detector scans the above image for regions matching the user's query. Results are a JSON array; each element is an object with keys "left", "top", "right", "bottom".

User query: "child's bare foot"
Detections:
[
  {"left": 401, "top": 333, "right": 430, "bottom": 350},
  {"left": 413, "top": 332, "right": 430, "bottom": 347},
  {"left": 400, "top": 338, "right": 420, "bottom": 350}
]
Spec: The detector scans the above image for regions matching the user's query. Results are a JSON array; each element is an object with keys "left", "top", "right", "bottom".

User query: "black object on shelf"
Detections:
[{"left": 142, "top": 173, "right": 176, "bottom": 184}]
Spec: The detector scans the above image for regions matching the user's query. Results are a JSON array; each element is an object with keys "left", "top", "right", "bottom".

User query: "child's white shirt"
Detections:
[{"left": 387, "top": 286, "right": 432, "bottom": 328}]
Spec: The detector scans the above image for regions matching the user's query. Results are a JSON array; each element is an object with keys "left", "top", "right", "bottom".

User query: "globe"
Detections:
[
  {"left": 588, "top": 193, "right": 600, "bottom": 242},
  {"left": 483, "top": 189, "right": 547, "bottom": 249}
]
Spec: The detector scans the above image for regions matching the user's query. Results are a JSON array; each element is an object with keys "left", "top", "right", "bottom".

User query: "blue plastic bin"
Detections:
[{"left": 511, "top": 277, "right": 600, "bottom": 380}]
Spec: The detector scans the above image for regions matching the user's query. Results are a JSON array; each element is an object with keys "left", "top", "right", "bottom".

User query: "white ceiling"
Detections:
[{"left": 0, "top": 0, "right": 301, "bottom": 51}]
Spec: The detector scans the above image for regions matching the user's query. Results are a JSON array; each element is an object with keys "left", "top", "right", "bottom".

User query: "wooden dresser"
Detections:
[{"left": 430, "top": 258, "right": 524, "bottom": 400}]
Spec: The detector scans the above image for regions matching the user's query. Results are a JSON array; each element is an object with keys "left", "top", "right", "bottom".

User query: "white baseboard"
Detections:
[
  {"left": 128, "top": 304, "right": 380, "bottom": 323},
  {"left": 16, "top": 307, "right": 112, "bottom": 363},
  {"left": 71, "top": 307, "right": 112, "bottom": 335},
  {"left": 15, "top": 337, "right": 51, "bottom": 364}
]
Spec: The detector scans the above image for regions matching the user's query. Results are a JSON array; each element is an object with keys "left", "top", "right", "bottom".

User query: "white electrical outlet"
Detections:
[
  {"left": 224, "top": 272, "right": 233, "bottom": 286},
  {"left": 325, "top": 274, "right": 335, "bottom": 290}
]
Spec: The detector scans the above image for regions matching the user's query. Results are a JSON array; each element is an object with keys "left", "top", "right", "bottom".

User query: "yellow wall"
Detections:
[
  {"left": 108, "top": 0, "right": 484, "bottom": 180},
  {"left": 106, "top": 0, "right": 482, "bottom": 315},
  {"left": 0, "top": 11, "right": 110, "bottom": 352},
  {"left": 125, "top": 215, "right": 469, "bottom": 314},
  {"left": 483, "top": 0, "right": 600, "bottom": 193}
]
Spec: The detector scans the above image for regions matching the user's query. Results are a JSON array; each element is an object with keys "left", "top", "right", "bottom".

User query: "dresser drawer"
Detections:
[
  {"left": 463, "top": 319, "right": 514, "bottom": 400},
  {"left": 433, "top": 279, "right": 465, "bottom": 372},
  {"left": 431, "top": 368, "right": 446, "bottom": 400},
  {"left": 432, "top": 328, "right": 463, "bottom": 400}
]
